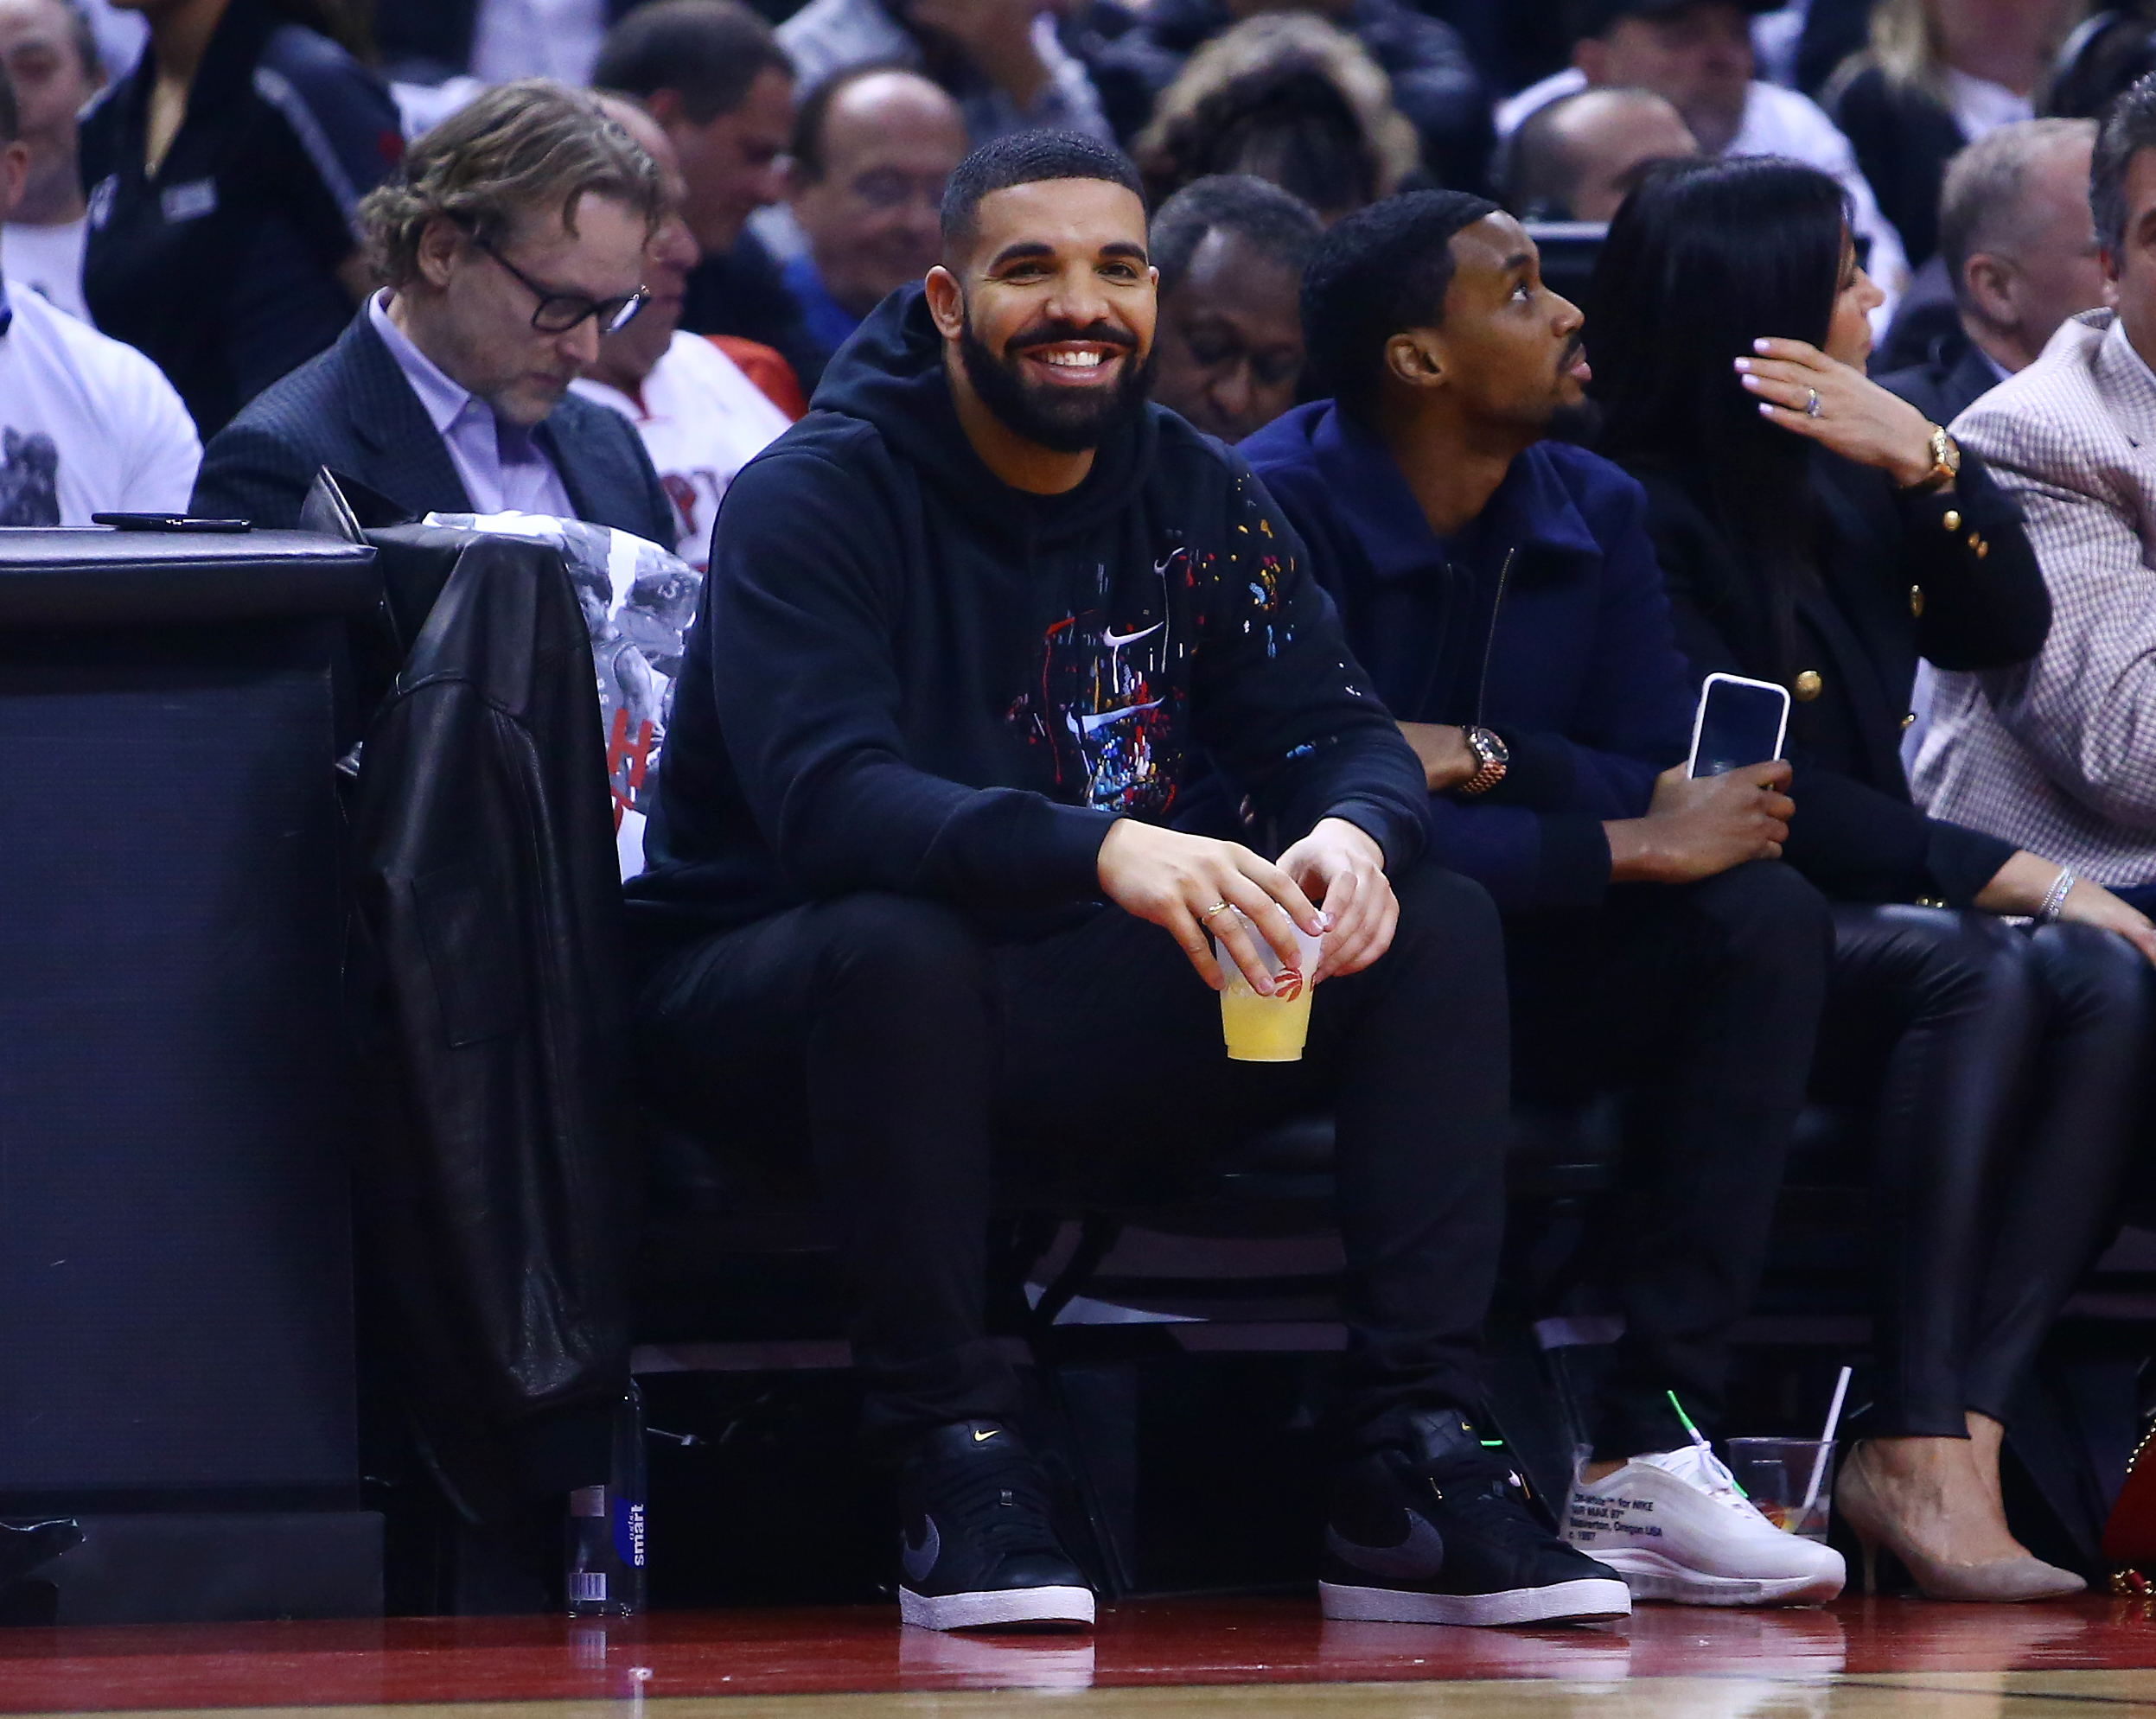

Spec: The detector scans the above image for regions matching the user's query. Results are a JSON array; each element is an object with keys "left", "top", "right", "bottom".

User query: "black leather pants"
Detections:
[{"left": 1814, "top": 906, "right": 2152, "bottom": 1436}]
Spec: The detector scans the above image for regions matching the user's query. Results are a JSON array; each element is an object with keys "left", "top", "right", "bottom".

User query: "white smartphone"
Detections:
[{"left": 1687, "top": 672, "right": 1792, "bottom": 779}]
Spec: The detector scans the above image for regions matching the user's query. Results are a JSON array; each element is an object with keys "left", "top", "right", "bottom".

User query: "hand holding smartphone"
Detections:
[{"left": 1687, "top": 672, "right": 1792, "bottom": 779}]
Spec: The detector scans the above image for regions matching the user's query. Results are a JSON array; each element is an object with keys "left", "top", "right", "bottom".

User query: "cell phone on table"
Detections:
[
  {"left": 91, "top": 513, "right": 252, "bottom": 532},
  {"left": 1687, "top": 672, "right": 1792, "bottom": 779}
]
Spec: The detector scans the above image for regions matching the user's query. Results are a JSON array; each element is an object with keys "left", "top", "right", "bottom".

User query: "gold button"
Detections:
[
  {"left": 1974, "top": 539, "right": 1989, "bottom": 559},
  {"left": 1901, "top": 711, "right": 1917, "bottom": 730},
  {"left": 1943, "top": 509, "right": 1961, "bottom": 531},
  {"left": 1794, "top": 670, "right": 1823, "bottom": 702},
  {"left": 1910, "top": 584, "right": 1925, "bottom": 617}
]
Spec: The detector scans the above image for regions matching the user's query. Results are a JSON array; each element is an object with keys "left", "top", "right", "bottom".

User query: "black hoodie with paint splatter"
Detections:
[{"left": 629, "top": 286, "right": 1426, "bottom": 933}]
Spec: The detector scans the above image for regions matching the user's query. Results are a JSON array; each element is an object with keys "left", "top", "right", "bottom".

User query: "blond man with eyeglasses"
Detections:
[{"left": 191, "top": 78, "right": 675, "bottom": 540}]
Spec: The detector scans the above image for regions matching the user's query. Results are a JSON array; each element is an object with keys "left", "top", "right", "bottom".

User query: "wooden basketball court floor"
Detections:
[{"left": 10, "top": 1596, "right": 2156, "bottom": 1718}]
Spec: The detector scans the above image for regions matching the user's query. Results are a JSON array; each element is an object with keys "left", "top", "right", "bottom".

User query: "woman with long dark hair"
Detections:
[{"left": 1591, "top": 155, "right": 2154, "bottom": 1601}]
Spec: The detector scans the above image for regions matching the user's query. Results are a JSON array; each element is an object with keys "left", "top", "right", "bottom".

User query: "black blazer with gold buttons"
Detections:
[{"left": 1623, "top": 444, "right": 2048, "bottom": 907}]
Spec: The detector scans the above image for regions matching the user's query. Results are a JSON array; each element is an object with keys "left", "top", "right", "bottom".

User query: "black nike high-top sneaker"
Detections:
[
  {"left": 1322, "top": 1408, "right": 1631, "bottom": 1627},
  {"left": 896, "top": 1421, "right": 1095, "bottom": 1631}
]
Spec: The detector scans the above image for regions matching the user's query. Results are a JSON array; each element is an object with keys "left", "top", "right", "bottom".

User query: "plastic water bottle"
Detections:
[{"left": 565, "top": 1382, "right": 648, "bottom": 1616}]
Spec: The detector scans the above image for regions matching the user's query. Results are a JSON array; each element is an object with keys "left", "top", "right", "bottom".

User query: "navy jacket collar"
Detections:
[{"left": 1299, "top": 400, "right": 1605, "bottom": 578}]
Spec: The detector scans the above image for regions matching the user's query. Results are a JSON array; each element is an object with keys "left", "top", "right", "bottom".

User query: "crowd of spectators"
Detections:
[
  {"left": 4, "top": 0, "right": 2117, "bottom": 519},
  {"left": 16, "top": 0, "right": 2156, "bottom": 1635}
]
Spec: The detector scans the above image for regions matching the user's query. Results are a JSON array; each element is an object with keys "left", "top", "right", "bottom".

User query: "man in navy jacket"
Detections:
[{"left": 1243, "top": 192, "right": 1843, "bottom": 1610}]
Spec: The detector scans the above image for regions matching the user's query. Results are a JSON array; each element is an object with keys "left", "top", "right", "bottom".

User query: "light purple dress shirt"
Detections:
[{"left": 368, "top": 290, "right": 577, "bottom": 519}]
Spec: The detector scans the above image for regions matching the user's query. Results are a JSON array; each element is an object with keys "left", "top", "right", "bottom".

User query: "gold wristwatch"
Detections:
[
  {"left": 1902, "top": 423, "right": 1961, "bottom": 493},
  {"left": 1457, "top": 725, "right": 1509, "bottom": 798}
]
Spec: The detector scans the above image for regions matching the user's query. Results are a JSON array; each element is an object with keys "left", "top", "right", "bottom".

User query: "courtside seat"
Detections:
[
  {"left": 629, "top": 1098, "right": 1831, "bottom": 1340},
  {"left": 631, "top": 1098, "right": 1885, "bottom": 1340}
]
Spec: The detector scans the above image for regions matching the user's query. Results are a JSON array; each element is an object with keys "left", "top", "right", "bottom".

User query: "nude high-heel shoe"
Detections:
[{"left": 1838, "top": 1441, "right": 2084, "bottom": 1601}]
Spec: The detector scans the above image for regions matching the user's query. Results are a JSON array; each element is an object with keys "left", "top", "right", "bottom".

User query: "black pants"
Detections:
[
  {"left": 1504, "top": 861, "right": 1834, "bottom": 1459},
  {"left": 1815, "top": 906, "right": 2152, "bottom": 1436},
  {"left": 635, "top": 860, "right": 1511, "bottom": 1452}
]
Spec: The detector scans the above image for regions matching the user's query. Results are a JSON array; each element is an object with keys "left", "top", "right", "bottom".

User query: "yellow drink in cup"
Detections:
[{"left": 1215, "top": 913, "right": 1325, "bottom": 1062}]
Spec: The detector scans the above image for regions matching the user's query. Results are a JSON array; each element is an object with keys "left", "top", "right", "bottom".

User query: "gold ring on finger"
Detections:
[{"left": 1201, "top": 900, "right": 1234, "bottom": 923}]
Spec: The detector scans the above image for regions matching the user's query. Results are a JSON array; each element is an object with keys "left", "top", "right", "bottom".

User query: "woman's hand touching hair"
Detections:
[{"left": 1734, "top": 338, "right": 1941, "bottom": 488}]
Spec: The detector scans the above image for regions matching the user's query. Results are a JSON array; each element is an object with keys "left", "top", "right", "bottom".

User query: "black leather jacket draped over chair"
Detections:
[{"left": 345, "top": 521, "right": 634, "bottom": 1525}]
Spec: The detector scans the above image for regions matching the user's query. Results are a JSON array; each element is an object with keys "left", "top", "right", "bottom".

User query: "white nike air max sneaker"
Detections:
[{"left": 1563, "top": 1440, "right": 1846, "bottom": 1608}]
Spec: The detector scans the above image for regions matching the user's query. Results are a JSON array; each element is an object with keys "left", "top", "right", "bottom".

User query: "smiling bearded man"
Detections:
[{"left": 628, "top": 130, "right": 1624, "bottom": 1636}]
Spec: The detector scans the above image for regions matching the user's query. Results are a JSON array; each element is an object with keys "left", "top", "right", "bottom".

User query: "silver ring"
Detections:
[
  {"left": 1805, "top": 388, "right": 1822, "bottom": 418},
  {"left": 1200, "top": 901, "right": 1234, "bottom": 923}
]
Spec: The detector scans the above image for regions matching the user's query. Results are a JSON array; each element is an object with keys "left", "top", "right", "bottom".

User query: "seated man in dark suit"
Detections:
[
  {"left": 1878, "top": 119, "right": 2104, "bottom": 427},
  {"left": 193, "top": 80, "right": 674, "bottom": 544}
]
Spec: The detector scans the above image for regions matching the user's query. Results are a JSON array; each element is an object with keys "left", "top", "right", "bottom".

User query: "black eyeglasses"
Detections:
[{"left": 473, "top": 234, "right": 648, "bottom": 335}]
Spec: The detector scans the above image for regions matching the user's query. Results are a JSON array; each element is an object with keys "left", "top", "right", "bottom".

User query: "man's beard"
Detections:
[
  {"left": 1545, "top": 398, "right": 1603, "bottom": 446},
  {"left": 1540, "top": 330, "right": 1600, "bottom": 446},
  {"left": 959, "top": 312, "right": 1158, "bottom": 455}
]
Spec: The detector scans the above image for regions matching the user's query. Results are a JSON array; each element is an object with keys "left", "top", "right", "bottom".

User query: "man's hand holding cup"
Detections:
[
  {"left": 1094, "top": 818, "right": 1327, "bottom": 995},
  {"left": 1096, "top": 817, "right": 1396, "bottom": 1060}
]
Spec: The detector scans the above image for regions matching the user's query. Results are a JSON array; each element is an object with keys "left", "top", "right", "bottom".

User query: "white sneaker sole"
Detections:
[
  {"left": 1319, "top": 1576, "right": 1632, "bottom": 1627},
  {"left": 899, "top": 1584, "right": 1097, "bottom": 1632},
  {"left": 1584, "top": 1547, "right": 1844, "bottom": 1608}
]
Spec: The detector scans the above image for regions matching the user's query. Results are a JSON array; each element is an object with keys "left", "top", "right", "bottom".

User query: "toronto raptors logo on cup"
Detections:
[{"left": 1273, "top": 967, "right": 1305, "bottom": 1000}]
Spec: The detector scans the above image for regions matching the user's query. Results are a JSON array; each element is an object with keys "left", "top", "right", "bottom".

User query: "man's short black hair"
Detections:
[
  {"left": 593, "top": 0, "right": 793, "bottom": 124},
  {"left": 940, "top": 131, "right": 1144, "bottom": 260},
  {"left": 1151, "top": 174, "right": 1324, "bottom": 296},
  {"left": 0, "top": 62, "right": 16, "bottom": 144},
  {"left": 2094, "top": 70, "right": 2156, "bottom": 255},
  {"left": 1300, "top": 189, "right": 1500, "bottom": 419}
]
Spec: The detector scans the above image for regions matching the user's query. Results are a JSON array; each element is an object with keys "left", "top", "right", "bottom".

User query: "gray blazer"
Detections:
[
  {"left": 191, "top": 311, "right": 675, "bottom": 546},
  {"left": 1913, "top": 309, "right": 2156, "bottom": 884}
]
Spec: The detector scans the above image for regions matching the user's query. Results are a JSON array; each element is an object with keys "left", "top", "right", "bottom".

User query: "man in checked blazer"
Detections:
[
  {"left": 194, "top": 81, "right": 674, "bottom": 547},
  {"left": 1912, "top": 72, "right": 2156, "bottom": 911}
]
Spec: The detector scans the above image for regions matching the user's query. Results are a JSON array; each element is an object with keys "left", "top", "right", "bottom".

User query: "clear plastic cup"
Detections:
[
  {"left": 1215, "top": 910, "right": 1324, "bottom": 1062},
  {"left": 1725, "top": 1436, "right": 1835, "bottom": 1541}
]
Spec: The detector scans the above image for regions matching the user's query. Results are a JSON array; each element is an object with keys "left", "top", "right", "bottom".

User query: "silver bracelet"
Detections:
[{"left": 2037, "top": 868, "right": 2076, "bottom": 925}]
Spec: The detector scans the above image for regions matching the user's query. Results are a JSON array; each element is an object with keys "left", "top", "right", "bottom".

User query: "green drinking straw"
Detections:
[{"left": 1668, "top": 1390, "right": 1745, "bottom": 1498}]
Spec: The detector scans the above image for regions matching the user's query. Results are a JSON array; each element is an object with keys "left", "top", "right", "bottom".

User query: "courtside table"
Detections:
[{"left": 0, "top": 526, "right": 381, "bottom": 1622}]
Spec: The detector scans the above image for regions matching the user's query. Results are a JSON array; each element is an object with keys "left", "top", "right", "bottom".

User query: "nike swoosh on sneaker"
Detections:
[
  {"left": 972, "top": 1429, "right": 998, "bottom": 1442},
  {"left": 902, "top": 1515, "right": 941, "bottom": 1586},
  {"left": 1326, "top": 1512, "right": 1445, "bottom": 1580}
]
